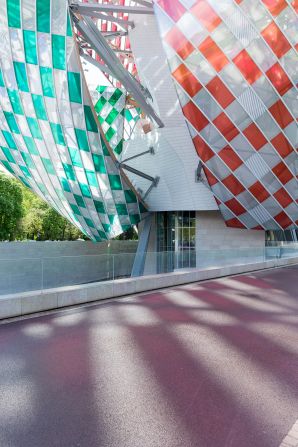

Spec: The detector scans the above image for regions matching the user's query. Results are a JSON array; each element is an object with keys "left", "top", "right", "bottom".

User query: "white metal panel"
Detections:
[{"left": 125, "top": 13, "right": 217, "bottom": 211}]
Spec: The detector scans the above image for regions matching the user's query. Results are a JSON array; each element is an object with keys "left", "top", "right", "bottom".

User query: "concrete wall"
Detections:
[
  {"left": 0, "top": 241, "right": 138, "bottom": 295},
  {"left": 195, "top": 211, "right": 265, "bottom": 250},
  {"left": 196, "top": 211, "right": 265, "bottom": 268}
]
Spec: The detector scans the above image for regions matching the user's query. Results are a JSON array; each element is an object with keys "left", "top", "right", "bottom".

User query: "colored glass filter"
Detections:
[
  {"left": 154, "top": 0, "right": 298, "bottom": 230},
  {"left": 0, "top": 0, "right": 147, "bottom": 241}
]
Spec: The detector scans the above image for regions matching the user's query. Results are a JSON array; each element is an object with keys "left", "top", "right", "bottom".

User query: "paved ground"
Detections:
[{"left": 0, "top": 265, "right": 298, "bottom": 447}]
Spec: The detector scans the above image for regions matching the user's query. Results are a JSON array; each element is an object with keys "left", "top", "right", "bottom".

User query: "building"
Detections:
[{"left": 0, "top": 0, "right": 297, "bottom": 272}]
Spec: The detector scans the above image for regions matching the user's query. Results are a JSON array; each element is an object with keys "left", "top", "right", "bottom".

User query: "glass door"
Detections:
[{"left": 175, "top": 212, "right": 196, "bottom": 269}]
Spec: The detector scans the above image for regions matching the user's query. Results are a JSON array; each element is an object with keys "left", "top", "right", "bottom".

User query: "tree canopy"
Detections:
[
  {"left": 0, "top": 174, "right": 23, "bottom": 240},
  {"left": 0, "top": 172, "right": 83, "bottom": 241},
  {"left": 0, "top": 172, "right": 138, "bottom": 241}
]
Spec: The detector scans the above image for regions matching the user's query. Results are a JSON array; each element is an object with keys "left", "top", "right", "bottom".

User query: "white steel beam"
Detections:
[{"left": 71, "top": 3, "right": 154, "bottom": 15}]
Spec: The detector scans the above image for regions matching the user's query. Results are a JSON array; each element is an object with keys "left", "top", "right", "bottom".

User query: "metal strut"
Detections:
[
  {"left": 120, "top": 146, "right": 155, "bottom": 164},
  {"left": 114, "top": 147, "right": 159, "bottom": 201}
]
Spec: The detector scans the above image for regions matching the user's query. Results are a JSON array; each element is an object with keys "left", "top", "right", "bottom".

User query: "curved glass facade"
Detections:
[
  {"left": 0, "top": 0, "right": 147, "bottom": 241},
  {"left": 0, "top": 0, "right": 297, "bottom": 240},
  {"left": 154, "top": 0, "right": 298, "bottom": 230}
]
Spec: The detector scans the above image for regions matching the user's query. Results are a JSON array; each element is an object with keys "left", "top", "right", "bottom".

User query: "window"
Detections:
[{"left": 157, "top": 211, "right": 196, "bottom": 271}]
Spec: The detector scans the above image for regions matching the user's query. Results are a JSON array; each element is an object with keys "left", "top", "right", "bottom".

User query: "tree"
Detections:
[
  {"left": 0, "top": 171, "right": 137, "bottom": 241},
  {"left": 21, "top": 196, "right": 47, "bottom": 240},
  {"left": 116, "top": 226, "right": 138, "bottom": 240},
  {"left": 41, "top": 207, "right": 82, "bottom": 241},
  {"left": 21, "top": 194, "right": 83, "bottom": 241},
  {"left": 0, "top": 173, "right": 23, "bottom": 240},
  {"left": 0, "top": 172, "right": 84, "bottom": 241}
]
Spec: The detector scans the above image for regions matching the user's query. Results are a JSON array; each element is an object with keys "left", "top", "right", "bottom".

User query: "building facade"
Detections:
[{"left": 0, "top": 0, "right": 297, "bottom": 271}]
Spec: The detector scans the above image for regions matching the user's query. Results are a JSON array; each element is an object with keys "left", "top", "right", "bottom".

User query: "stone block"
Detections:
[
  {"left": 85, "top": 281, "right": 114, "bottom": 302},
  {"left": 57, "top": 285, "right": 88, "bottom": 308},
  {"left": 113, "top": 278, "right": 137, "bottom": 298},
  {"left": 21, "top": 292, "right": 58, "bottom": 315},
  {"left": 0, "top": 296, "right": 22, "bottom": 319}
]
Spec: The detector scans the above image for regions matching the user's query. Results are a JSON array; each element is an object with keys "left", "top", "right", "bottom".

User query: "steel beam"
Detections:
[
  {"left": 112, "top": 48, "right": 133, "bottom": 55},
  {"left": 120, "top": 146, "right": 154, "bottom": 164},
  {"left": 131, "top": 214, "right": 153, "bottom": 277},
  {"left": 75, "top": 10, "right": 134, "bottom": 29},
  {"left": 71, "top": 3, "right": 154, "bottom": 15},
  {"left": 142, "top": 177, "right": 159, "bottom": 200},
  {"left": 102, "top": 31, "right": 128, "bottom": 40},
  {"left": 132, "top": 0, "right": 153, "bottom": 6},
  {"left": 119, "top": 163, "right": 156, "bottom": 183}
]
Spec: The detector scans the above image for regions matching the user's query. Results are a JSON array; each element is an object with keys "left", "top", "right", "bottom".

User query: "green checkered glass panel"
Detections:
[
  {"left": 0, "top": 0, "right": 147, "bottom": 241},
  {"left": 94, "top": 86, "right": 141, "bottom": 156}
]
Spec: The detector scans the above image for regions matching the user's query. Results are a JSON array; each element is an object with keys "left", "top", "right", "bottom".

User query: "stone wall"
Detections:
[
  {"left": 195, "top": 211, "right": 265, "bottom": 250},
  {"left": 195, "top": 211, "right": 265, "bottom": 268}
]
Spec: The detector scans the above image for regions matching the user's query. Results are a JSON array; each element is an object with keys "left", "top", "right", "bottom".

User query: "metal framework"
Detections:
[
  {"left": 70, "top": 10, "right": 164, "bottom": 128},
  {"left": 115, "top": 146, "right": 160, "bottom": 202},
  {"left": 69, "top": 1, "right": 162, "bottom": 204}
]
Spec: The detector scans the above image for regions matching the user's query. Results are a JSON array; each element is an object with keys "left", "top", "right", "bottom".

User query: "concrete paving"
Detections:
[{"left": 0, "top": 265, "right": 297, "bottom": 447}]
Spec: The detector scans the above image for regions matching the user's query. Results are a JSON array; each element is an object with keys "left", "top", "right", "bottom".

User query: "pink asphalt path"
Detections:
[{"left": 0, "top": 265, "right": 297, "bottom": 447}]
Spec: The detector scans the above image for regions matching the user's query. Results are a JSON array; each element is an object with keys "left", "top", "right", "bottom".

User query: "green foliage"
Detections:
[
  {"left": 0, "top": 174, "right": 23, "bottom": 240},
  {"left": 0, "top": 172, "right": 83, "bottom": 241},
  {"left": 21, "top": 193, "right": 84, "bottom": 241},
  {"left": 0, "top": 171, "right": 138, "bottom": 241},
  {"left": 115, "top": 226, "right": 138, "bottom": 241}
]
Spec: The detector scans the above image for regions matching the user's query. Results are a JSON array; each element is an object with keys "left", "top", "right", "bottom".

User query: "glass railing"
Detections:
[{"left": 0, "top": 245, "right": 297, "bottom": 296}]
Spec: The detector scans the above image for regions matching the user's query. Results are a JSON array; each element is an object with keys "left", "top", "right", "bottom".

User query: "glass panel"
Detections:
[
  {"left": 182, "top": 211, "right": 190, "bottom": 226},
  {"left": 13, "top": 62, "right": 29, "bottom": 92},
  {"left": 52, "top": 34, "right": 66, "bottom": 70},
  {"left": 23, "top": 30, "right": 37, "bottom": 65},
  {"left": 7, "top": 0, "right": 21, "bottom": 29},
  {"left": 37, "top": 0, "right": 50, "bottom": 33},
  {"left": 8, "top": 89, "right": 23, "bottom": 115},
  {"left": 74, "top": 128, "right": 89, "bottom": 151},
  {"left": 67, "top": 72, "right": 82, "bottom": 103},
  {"left": 182, "top": 228, "right": 190, "bottom": 248},
  {"left": 40, "top": 67, "right": 55, "bottom": 98},
  {"left": 31, "top": 94, "right": 47, "bottom": 120}
]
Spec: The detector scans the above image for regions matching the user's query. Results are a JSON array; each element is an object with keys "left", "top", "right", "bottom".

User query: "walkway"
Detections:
[{"left": 0, "top": 265, "right": 298, "bottom": 447}]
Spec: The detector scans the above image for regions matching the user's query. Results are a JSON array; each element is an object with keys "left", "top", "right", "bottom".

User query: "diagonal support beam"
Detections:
[
  {"left": 112, "top": 48, "right": 133, "bottom": 55},
  {"left": 121, "top": 146, "right": 155, "bottom": 164},
  {"left": 102, "top": 31, "right": 128, "bottom": 40},
  {"left": 119, "top": 163, "right": 157, "bottom": 184},
  {"left": 131, "top": 214, "right": 153, "bottom": 278},
  {"left": 71, "top": 12, "right": 164, "bottom": 128},
  {"left": 74, "top": 10, "right": 134, "bottom": 29},
  {"left": 70, "top": 3, "right": 154, "bottom": 15},
  {"left": 132, "top": 0, "right": 153, "bottom": 6}
]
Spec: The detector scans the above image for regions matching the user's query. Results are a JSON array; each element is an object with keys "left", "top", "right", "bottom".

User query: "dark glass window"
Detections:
[{"left": 156, "top": 211, "right": 196, "bottom": 271}]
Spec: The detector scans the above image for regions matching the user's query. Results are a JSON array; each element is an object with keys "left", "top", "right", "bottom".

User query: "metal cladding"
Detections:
[
  {"left": 0, "top": 0, "right": 147, "bottom": 241},
  {"left": 154, "top": 0, "right": 298, "bottom": 230}
]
